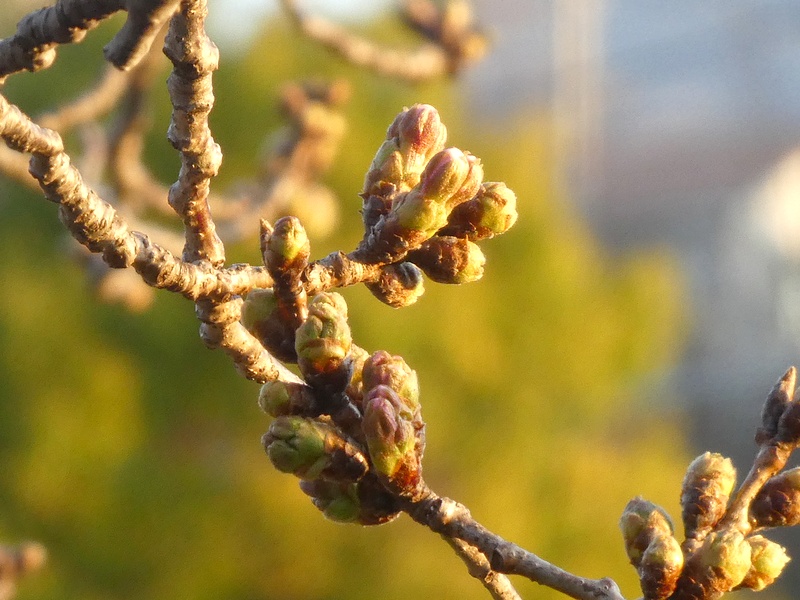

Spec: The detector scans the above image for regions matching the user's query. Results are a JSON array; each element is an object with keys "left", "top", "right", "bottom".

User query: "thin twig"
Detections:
[
  {"left": 403, "top": 491, "right": 627, "bottom": 600},
  {"left": 0, "top": 93, "right": 272, "bottom": 301},
  {"left": 443, "top": 536, "right": 523, "bottom": 600},
  {"left": 103, "top": 0, "right": 180, "bottom": 70},
  {"left": 280, "top": 0, "right": 448, "bottom": 83},
  {"left": 0, "top": 0, "right": 124, "bottom": 82}
]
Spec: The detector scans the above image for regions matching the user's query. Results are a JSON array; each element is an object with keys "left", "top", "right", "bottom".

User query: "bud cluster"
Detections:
[
  {"left": 355, "top": 104, "right": 517, "bottom": 306},
  {"left": 242, "top": 106, "right": 517, "bottom": 524},
  {"left": 256, "top": 292, "right": 427, "bottom": 521},
  {"left": 620, "top": 368, "right": 800, "bottom": 599}
]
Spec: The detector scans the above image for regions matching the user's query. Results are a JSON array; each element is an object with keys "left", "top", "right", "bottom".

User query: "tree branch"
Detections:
[{"left": 404, "top": 492, "right": 627, "bottom": 600}]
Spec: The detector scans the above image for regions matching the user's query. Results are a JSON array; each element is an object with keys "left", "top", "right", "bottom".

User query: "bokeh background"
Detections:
[{"left": 0, "top": 1, "right": 798, "bottom": 599}]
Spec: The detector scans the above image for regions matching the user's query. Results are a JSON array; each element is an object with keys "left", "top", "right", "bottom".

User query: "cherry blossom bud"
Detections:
[
  {"left": 620, "top": 497, "right": 675, "bottom": 568},
  {"left": 681, "top": 452, "right": 736, "bottom": 540},
  {"left": 695, "top": 530, "right": 752, "bottom": 591},
  {"left": 408, "top": 236, "right": 485, "bottom": 284},
  {"left": 257, "top": 380, "right": 316, "bottom": 417},
  {"left": 262, "top": 216, "right": 310, "bottom": 277},
  {"left": 362, "top": 385, "right": 425, "bottom": 498},
  {"left": 750, "top": 467, "right": 800, "bottom": 528},
  {"left": 262, "top": 416, "right": 368, "bottom": 483},
  {"left": 638, "top": 532, "right": 684, "bottom": 600},
  {"left": 756, "top": 367, "right": 796, "bottom": 444},
  {"left": 440, "top": 181, "right": 518, "bottom": 241},
  {"left": 241, "top": 288, "right": 297, "bottom": 362},
  {"left": 366, "top": 262, "right": 425, "bottom": 308},
  {"left": 735, "top": 535, "right": 790, "bottom": 591},
  {"left": 362, "top": 350, "right": 420, "bottom": 411},
  {"left": 364, "top": 104, "right": 447, "bottom": 193},
  {"left": 299, "top": 478, "right": 401, "bottom": 525},
  {"left": 295, "top": 293, "right": 352, "bottom": 389}
]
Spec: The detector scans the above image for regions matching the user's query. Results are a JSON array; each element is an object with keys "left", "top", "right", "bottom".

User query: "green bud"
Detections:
[
  {"left": 620, "top": 497, "right": 675, "bottom": 568},
  {"left": 391, "top": 187, "right": 453, "bottom": 236},
  {"left": 736, "top": 535, "right": 790, "bottom": 591},
  {"left": 241, "top": 288, "right": 278, "bottom": 331},
  {"left": 299, "top": 479, "right": 361, "bottom": 523},
  {"left": 299, "top": 478, "right": 402, "bottom": 525},
  {"left": 695, "top": 530, "right": 752, "bottom": 591},
  {"left": 408, "top": 236, "right": 485, "bottom": 284},
  {"left": 390, "top": 149, "right": 482, "bottom": 235},
  {"left": 295, "top": 292, "right": 352, "bottom": 378},
  {"left": 441, "top": 182, "right": 518, "bottom": 241},
  {"left": 681, "top": 452, "right": 736, "bottom": 540},
  {"left": 362, "top": 104, "right": 447, "bottom": 199},
  {"left": 366, "top": 262, "right": 425, "bottom": 308},
  {"left": 257, "top": 380, "right": 316, "bottom": 417},
  {"left": 362, "top": 385, "right": 425, "bottom": 498},
  {"left": 362, "top": 140, "right": 404, "bottom": 198},
  {"left": 241, "top": 288, "right": 297, "bottom": 362},
  {"left": 750, "top": 467, "right": 800, "bottom": 528},
  {"left": 262, "top": 416, "right": 368, "bottom": 483},
  {"left": 263, "top": 216, "right": 310, "bottom": 275},
  {"left": 443, "top": 152, "right": 484, "bottom": 211},
  {"left": 757, "top": 367, "right": 796, "bottom": 444},
  {"left": 638, "top": 532, "right": 684, "bottom": 600},
  {"left": 362, "top": 350, "right": 420, "bottom": 412},
  {"left": 418, "top": 148, "right": 470, "bottom": 201}
]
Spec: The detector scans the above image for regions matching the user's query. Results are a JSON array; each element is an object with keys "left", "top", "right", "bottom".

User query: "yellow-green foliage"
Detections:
[{"left": 0, "top": 13, "right": 689, "bottom": 600}]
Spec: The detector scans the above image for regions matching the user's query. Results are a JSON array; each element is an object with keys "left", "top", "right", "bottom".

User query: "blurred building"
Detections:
[{"left": 469, "top": 0, "right": 800, "bottom": 448}]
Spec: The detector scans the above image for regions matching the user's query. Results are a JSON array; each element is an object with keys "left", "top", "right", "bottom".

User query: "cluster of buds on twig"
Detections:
[
  {"left": 356, "top": 103, "right": 517, "bottom": 306},
  {"left": 259, "top": 336, "right": 426, "bottom": 523},
  {"left": 620, "top": 367, "right": 800, "bottom": 599},
  {"left": 239, "top": 104, "right": 516, "bottom": 523}
]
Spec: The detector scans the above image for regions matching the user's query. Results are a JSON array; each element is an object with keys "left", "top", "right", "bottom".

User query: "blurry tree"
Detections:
[{"left": 0, "top": 2, "right": 795, "bottom": 600}]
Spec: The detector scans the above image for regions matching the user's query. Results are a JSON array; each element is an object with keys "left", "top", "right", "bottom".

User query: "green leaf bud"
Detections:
[
  {"left": 440, "top": 181, "right": 519, "bottom": 241},
  {"left": 408, "top": 236, "right": 485, "bottom": 284},
  {"left": 257, "top": 380, "right": 316, "bottom": 417},
  {"left": 295, "top": 292, "right": 352, "bottom": 379},
  {"left": 638, "top": 531, "right": 684, "bottom": 600},
  {"left": 241, "top": 288, "right": 297, "bottom": 362},
  {"left": 681, "top": 452, "right": 736, "bottom": 540},
  {"left": 750, "top": 467, "right": 800, "bottom": 528},
  {"left": 362, "top": 385, "right": 425, "bottom": 498},
  {"left": 620, "top": 497, "right": 675, "bottom": 568},
  {"left": 366, "top": 262, "right": 425, "bottom": 308},
  {"left": 756, "top": 367, "right": 796, "bottom": 444},
  {"left": 262, "top": 416, "right": 368, "bottom": 483},
  {"left": 736, "top": 535, "right": 790, "bottom": 591},
  {"left": 362, "top": 350, "right": 420, "bottom": 412}
]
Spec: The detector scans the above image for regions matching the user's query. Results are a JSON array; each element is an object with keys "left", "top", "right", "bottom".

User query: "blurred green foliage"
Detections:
[{"left": 0, "top": 10, "right": 694, "bottom": 600}]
